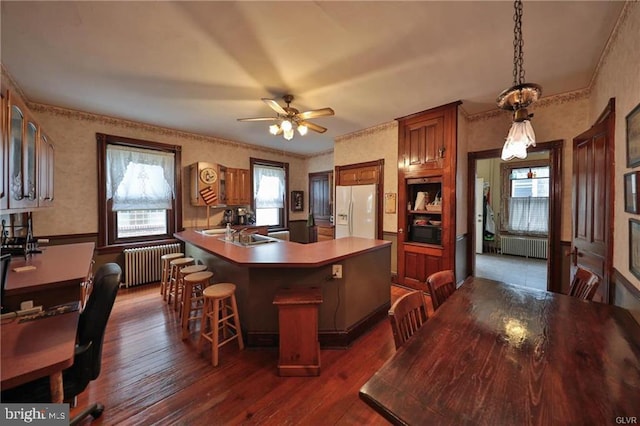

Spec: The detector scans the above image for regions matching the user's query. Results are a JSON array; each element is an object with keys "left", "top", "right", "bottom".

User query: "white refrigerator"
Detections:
[{"left": 335, "top": 184, "right": 377, "bottom": 239}]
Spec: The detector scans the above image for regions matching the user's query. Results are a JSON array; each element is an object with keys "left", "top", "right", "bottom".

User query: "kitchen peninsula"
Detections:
[{"left": 174, "top": 229, "right": 391, "bottom": 347}]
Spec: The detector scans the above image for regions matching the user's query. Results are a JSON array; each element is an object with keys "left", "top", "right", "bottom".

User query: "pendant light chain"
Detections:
[{"left": 512, "top": 0, "right": 525, "bottom": 87}]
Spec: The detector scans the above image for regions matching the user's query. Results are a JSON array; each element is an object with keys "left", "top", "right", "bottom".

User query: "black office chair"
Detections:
[{"left": 1, "top": 263, "right": 121, "bottom": 425}]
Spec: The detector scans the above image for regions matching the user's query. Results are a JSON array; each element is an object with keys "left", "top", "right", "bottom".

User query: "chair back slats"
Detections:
[
  {"left": 389, "top": 291, "right": 428, "bottom": 350},
  {"left": 427, "top": 270, "right": 456, "bottom": 311},
  {"left": 569, "top": 267, "right": 600, "bottom": 301}
]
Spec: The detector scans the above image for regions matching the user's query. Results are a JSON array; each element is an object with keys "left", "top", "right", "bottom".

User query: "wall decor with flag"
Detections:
[{"left": 199, "top": 186, "right": 218, "bottom": 205}]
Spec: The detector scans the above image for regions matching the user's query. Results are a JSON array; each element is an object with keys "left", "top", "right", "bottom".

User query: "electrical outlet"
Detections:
[{"left": 332, "top": 264, "right": 343, "bottom": 279}]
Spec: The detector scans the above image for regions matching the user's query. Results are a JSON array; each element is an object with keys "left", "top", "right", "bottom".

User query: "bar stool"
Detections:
[
  {"left": 160, "top": 252, "right": 184, "bottom": 299},
  {"left": 181, "top": 270, "right": 213, "bottom": 339},
  {"left": 166, "top": 257, "right": 194, "bottom": 308},
  {"left": 198, "top": 283, "right": 244, "bottom": 366},
  {"left": 177, "top": 264, "right": 208, "bottom": 317}
]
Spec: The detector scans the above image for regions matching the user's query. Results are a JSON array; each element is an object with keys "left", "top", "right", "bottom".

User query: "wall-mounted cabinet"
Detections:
[
  {"left": 226, "top": 167, "right": 250, "bottom": 206},
  {"left": 190, "top": 162, "right": 250, "bottom": 207},
  {"left": 337, "top": 164, "right": 379, "bottom": 186},
  {"left": 397, "top": 101, "right": 459, "bottom": 291},
  {"left": 1, "top": 90, "right": 55, "bottom": 212}
]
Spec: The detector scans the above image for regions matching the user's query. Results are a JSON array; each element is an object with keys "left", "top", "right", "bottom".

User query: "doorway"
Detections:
[{"left": 467, "top": 140, "right": 564, "bottom": 292}]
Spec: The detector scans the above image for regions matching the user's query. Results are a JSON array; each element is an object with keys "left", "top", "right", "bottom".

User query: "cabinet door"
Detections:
[
  {"left": 226, "top": 168, "right": 238, "bottom": 205},
  {"left": 338, "top": 169, "right": 358, "bottom": 186},
  {"left": 1, "top": 93, "right": 7, "bottom": 211},
  {"left": 357, "top": 166, "right": 379, "bottom": 184},
  {"left": 401, "top": 247, "right": 443, "bottom": 290},
  {"left": 237, "top": 168, "right": 250, "bottom": 205},
  {"left": 402, "top": 115, "right": 444, "bottom": 172},
  {"left": 38, "top": 132, "right": 54, "bottom": 207}
]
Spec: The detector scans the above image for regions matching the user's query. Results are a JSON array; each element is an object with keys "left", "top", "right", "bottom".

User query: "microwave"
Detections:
[{"left": 410, "top": 225, "right": 441, "bottom": 245}]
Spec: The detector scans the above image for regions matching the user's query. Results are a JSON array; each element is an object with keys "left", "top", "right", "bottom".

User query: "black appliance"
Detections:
[
  {"left": 236, "top": 208, "right": 247, "bottom": 225},
  {"left": 223, "top": 209, "right": 235, "bottom": 225},
  {"left": 410, "top": 225, "right": 441, "bottom": 245}
]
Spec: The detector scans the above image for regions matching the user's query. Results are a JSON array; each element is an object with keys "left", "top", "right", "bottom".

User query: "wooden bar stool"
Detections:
[
  {"left": 160, "top": 252, "right": 184, "bottom": 299},
  {"left": 181, "top": 270, "right": 213, "bottom": 340},
  {"left": 177, "top": 264, "right": 208, "bottom": 317},
  {"left": 198, "top": 283, "right": 244, "bottom": 366},
  {"left": 166, "top": 257, "right": 194, "bottom": 308}
]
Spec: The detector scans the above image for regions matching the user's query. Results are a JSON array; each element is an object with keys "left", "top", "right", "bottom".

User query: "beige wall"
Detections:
[
  {"left": 589, "top": 2, "right": 640, "bottom": 291},
  {"left": 22, "top": 104, "right": 309, "bottom": 235}
]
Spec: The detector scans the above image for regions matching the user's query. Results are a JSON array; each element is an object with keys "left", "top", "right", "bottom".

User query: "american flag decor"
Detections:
[{"left": 199, "top": 186, "right": 218, "bottom": 205}]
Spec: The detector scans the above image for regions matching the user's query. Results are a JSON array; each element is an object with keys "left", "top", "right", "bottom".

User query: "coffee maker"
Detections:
[
  {"left": 223, "top": 209, "right": 235, "bottom": 225},
  {"left": 236, "top": 208, "right": 247, "bottom": 225}
]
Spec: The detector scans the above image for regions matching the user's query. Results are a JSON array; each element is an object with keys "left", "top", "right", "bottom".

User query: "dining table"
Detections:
[{"left": 359, "top": 277, "right": 640, "bottom": 425}]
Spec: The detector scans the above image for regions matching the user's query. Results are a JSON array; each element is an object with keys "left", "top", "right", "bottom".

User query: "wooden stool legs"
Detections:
[{"left": 198, "top": 283, "right": 244, "bottom": 366}]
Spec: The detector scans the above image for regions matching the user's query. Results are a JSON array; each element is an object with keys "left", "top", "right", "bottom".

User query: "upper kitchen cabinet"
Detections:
[
  {"left": 226, "top": 167, "right": 250, "bottom": 206},
  {"left": 38, "top": 131, "right": 55, "bottom": 207},
  {"left": 190, "top": 162, "right": 227, "bottom": 207},
  {"left": 2, "top": 90, "right": 54, "bottom": 212},
  {"left": 398, "top": 101, "right": 460, "bottom": 175},
  {"left": 336, "top": 164, "right": 379, "bottom": 186},
  {"left": 1, "top": 93, "right": 6, "bottom": 211}
]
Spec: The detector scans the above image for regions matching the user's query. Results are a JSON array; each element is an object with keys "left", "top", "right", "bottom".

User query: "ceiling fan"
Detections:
[{"left": 237, "top": 95, "right": 335, "bottom": 140}]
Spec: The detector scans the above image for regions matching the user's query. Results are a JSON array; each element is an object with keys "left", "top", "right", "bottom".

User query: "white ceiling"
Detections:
[{"left": 0, "top": 1, "right": 625, "bottom": 156}]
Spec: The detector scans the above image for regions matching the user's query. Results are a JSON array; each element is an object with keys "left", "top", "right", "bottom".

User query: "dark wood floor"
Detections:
[{"left": 71, "top": 283, "right": 433, "bottom": 425}]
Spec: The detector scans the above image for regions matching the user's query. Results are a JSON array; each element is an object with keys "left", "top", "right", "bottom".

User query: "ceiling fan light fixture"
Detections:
[
  {"left": 269, "top": 124, "right": 280, "bottom": 135},
  {"left": 497, "top": 0, "right": 541, "bottom": 161},
  {"left": 280, "top": 119, "right": 293, "bottom": 132},
  {"left": 283, "top": 128, "right": 294, "bottom": 141},
  {"left": 297, "top": 124, "right": 308, "bottom": 136}
]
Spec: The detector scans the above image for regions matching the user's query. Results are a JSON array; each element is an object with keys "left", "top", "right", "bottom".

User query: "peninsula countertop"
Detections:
[{"left": 174, "top": 229, "right": 391, "bottom": 268}]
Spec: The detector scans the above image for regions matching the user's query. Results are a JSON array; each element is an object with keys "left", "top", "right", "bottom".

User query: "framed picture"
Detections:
[
  {"left": 626, "top": 102, "right": 640, "bottom": 167},
  {"left": 624, "top": 172, "right": 640, "bottom": 214},
  {"left": 384, "top": 193, "right": 397, "bottom": 214},
  {"left": 291, "top": 191, "right": 304, "bottom": 212},
  {"left": 630, "top": 219, "right": 640, "bottom": 280}
]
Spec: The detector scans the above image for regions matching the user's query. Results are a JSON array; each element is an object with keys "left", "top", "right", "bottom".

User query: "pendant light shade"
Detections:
[{"left": 497, "top": 0, "right": 541, "bottom": 161}]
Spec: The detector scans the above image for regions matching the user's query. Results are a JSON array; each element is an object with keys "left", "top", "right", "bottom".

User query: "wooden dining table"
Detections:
[{"left": 359, "top": 277, "right": 640, "bottom": 425}]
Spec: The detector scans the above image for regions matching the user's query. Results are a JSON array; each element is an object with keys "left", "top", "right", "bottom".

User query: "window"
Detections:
[
  {"left": 501, "top": 162, "right": 549, "bottom": 235},
  {"left": 97, "top": 133, "right": 182, "bottom": 250},
  {"left": 250, "top": 158, "right": 288, "bottom": 229}
]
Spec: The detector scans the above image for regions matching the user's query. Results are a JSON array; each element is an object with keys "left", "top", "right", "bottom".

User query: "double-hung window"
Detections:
[
  {"left": 502, "top": 163, "right": 549, "bottom": 235},
  {"left": 250, "top": 158, "right": 288, "bottom": 229},
  {"left": 97, "top": 133, "right": 182, "bottom": 250}
]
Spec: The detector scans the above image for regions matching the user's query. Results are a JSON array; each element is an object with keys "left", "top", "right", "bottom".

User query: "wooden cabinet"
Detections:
[
  {"left": 337, "top": 164, "right": 379, "bottom": 186},
  {"left": 397, "top": 102, "right": 459, "bottom": 291},
  {"left": 38, "top": 131, "right": 55, "bottom": 207},
  {"left": 226, "top": 167, "right": 250, "bottom": 205},
  {"left": 1, "top": 90, "right": 55, "bottom": 212},
  {"left": 317, "top": 225, "right": 334, "bottom": 241},
  {"left": 190, "top": 162, "right": 227, "bottom": 206},
  {"left": 309, "top": 171, "right": 333, "bottom": 221}
]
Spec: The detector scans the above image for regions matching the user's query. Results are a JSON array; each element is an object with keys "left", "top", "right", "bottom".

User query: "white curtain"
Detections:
[
  {"left": 254, "top": 165, "right": 285, "bottom": 208},
  {"left": 106, "top": 145, "right": 175, "bottom": 211},
  {"left": 508, "top": 197, "right": 549, "bottom": 234}
]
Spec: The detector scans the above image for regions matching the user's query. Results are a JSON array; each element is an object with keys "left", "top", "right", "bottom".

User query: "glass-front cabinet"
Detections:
[{"left": 2, "top": 89, "right": 55, "bottom": 211}]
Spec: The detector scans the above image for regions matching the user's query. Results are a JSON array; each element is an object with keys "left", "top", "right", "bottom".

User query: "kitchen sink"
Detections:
[{"left": 219, "top": 233, "right": 281, "bottom": 247}]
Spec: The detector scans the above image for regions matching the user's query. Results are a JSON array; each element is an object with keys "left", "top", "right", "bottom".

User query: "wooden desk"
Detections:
[
  {"left": 359, "top": 277, "right": 640, "bottom": 425},
  {"left": 1, "top": 311, "right": 79, "bottom": 403},
  {"left": 4, "top": 242, "right": 95, "bottom": 311}
]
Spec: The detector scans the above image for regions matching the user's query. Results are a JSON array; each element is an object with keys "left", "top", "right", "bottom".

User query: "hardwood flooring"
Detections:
[{"left": 71, "top": 283, "right": 433, "bottom": 425}]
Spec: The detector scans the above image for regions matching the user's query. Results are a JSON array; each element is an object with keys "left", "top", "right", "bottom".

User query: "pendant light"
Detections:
[{"left": 497, "top": 0, "right": 542, "bottom": 161}]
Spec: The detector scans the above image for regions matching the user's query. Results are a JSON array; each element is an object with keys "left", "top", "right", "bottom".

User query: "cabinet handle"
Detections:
[{"left": 398, "top": 228, "right": 403, "bottom": 233}]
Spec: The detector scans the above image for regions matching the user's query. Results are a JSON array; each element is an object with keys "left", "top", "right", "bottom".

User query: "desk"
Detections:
[
  {"left": 359, "top": 277, "right": 640, "bottom": 425},
  {"left": 4, "top": 242, "right": 95, "bottom": 311},
  {"left": 1, "top": 311, "right": 79, "bottom": 403}
]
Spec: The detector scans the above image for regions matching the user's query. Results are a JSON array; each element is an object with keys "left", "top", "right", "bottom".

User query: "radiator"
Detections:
[
  {"left": 500, "top": 236, "right": 548, "bottom": 259},
  {"left": 123, "top": 243, "right": 181, "bottom": 288}
]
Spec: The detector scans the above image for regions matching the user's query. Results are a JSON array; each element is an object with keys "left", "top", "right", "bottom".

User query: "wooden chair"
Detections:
[
  {"left": 426, "top": 270, "right": 456, "bottom": 311},
  {"left": 388, "top": 291, "right": 428, "bottom": 350},
  {"left": 568, "top": 267, "right": 600, "bottom": 301}
]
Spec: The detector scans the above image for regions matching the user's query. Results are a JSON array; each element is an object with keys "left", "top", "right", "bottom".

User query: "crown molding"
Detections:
[{"left": 335, "top": 121, "right": 398, "bottom": 143}]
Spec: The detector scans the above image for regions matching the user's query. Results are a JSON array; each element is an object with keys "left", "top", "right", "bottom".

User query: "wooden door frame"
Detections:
[{"left": 467, "top": 140, "right": 564, "bottom": 293}]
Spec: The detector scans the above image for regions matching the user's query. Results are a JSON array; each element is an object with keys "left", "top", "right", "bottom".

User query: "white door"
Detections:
[
  {"left": 335, "top": 185, "right": 351, "bottom": 238},
  {"left": 475, "top": 178, "right": 484, "bottom": 254},
  {"left": 351, "top": 184, "right": 377, "bottom": 238}
]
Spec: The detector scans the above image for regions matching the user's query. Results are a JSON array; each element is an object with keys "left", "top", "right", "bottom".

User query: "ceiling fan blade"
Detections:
[
  {"left": 237, "top": 117, "right": 278, "bottom": 122},
  {"left": 297, "top": 107, "right": 335, "bottom": 120},
  {"left": 262, "top": 98, "right": 288, "bottom": 115},
  {"left": 300, "top": 120, "right": 327, "bottom": 134}
]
